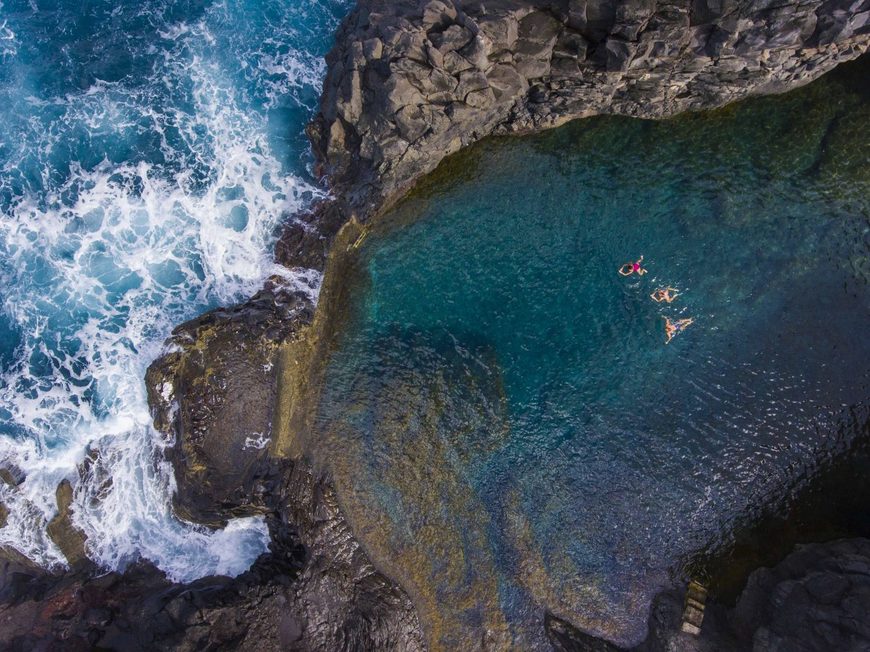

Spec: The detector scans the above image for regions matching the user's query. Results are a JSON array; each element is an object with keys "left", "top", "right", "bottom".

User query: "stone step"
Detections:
[{"left": 681, "top": 580, "right": 708, "bottom": 636}]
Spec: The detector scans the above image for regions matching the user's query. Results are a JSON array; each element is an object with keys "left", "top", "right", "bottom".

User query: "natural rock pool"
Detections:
[{"left": 311, "top": 59, "right": 870, "bottom": 648}]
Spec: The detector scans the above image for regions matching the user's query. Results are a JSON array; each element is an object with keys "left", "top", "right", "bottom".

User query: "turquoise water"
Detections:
[
  {"left": 315, "top": 59, "right": 870, "bottom": 646},
  {"left": 0, "top": 0, "right": 348, "bottom": 578}
]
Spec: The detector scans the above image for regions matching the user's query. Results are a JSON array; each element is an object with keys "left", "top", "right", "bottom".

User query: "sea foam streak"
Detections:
[{"left": 0, "top": 2, "right": 339, "bottom": 581}]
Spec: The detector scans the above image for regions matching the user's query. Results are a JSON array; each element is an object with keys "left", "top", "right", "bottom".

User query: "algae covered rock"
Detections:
[
  {"left": 312, "top": 327, "right": 524, "bottom": 648},
  {"left": 145, "top": 281, "right": 315, "bottom": 526}
]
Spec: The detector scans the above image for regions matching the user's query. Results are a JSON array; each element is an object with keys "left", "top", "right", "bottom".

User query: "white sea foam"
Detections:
[
  {"left": 243, "top": 432, "right": 271, "bottom": 450},
  {"left": 0, "top": 2, "right": 15, "bottom": 62},
  {"left": 0, "top": 7, "right": 332, "bottom": 581}
]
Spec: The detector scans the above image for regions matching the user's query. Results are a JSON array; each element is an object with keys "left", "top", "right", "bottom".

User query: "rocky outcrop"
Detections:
[
  {"left": 6, "top": 537, "right": 868, "bottom": 650},
  {"left": 45, "top": 480, "right": 89, "bottom": 570},
  {"left": 136, "top": 265, "right": 426, "bottom": 651},
  {"left": 545, "top": 539, "right": 870, "bottom": 651},
  {"left": 0, "top": 459, "right": 424, "bottom": 651},
  {"left": 306, "top": 0, "right": 869, "bottom": 231},
  {"left": 732, "top": 538, "right": 870, "bottom": 650},
  {"left": 145, "top": 279, "right": 316, "bottom": 526}
]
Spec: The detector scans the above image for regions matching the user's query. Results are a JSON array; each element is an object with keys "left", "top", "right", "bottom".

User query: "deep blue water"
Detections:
[
  {"left": 315, "top": 60, "right": 870, "bottom": 646},
  {"left": 0, "top": 0, "right": 348, "bottom": 579}
]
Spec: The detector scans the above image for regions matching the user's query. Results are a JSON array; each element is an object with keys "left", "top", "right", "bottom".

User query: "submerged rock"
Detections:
[{"left": 313, "top": 327, "right": 521, "bottom": 648}]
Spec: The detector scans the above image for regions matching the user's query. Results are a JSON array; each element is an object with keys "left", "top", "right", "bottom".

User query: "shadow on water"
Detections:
[
  {"left": 310, "top": 54, "right": 870, "bottom": 648},
  {"left": 688, "top": 402, "right": 870, "bottom": 604}
]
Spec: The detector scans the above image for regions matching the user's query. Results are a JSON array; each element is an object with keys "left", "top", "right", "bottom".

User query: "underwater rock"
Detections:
[{"left": 313, "top": 327, "right": 520, "bottom": 648}]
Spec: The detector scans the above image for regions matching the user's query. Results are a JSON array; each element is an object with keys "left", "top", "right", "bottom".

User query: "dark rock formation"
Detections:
[
  {"left": 0, "top": 461, "right": 424, "bottom": 651},
  {"left": 145, "top": 279, "right": 315, "bottom": 525},
  {"left": 732, "top": 538, "right": 870, "bottom": 650},
  {"left": 45, "top": 480, "right": 89, "bottom": 571},
  {"left": 5, "top": 537, "right": 868, "bottom": 650},
  {"left": 307, "top": 0, "right": 870, "bottom": 228},
  {"left": 135, "top": 269, "right": 425, "bottom": 651},
  {"left": 545, "top": 539, "right": 870, "bottom": 651}
]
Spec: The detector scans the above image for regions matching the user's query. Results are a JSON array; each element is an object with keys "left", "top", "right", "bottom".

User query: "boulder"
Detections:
[
  {"left": 45, "top": 480, "right": 89, "bottom": 569},
  {"left": 733, "top": 539, "right": 870, "bottom": 650}
]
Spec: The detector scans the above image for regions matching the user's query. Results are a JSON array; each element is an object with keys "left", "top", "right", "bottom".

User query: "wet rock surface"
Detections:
[
  {"left": 0, "top": 459, "right": 424, "bottom": 651},
  {"left": 45, "top": 480, "right": 89, "bottom": 571},
  {"left": 4, "top": 537, "right": 868, "bottom": 650},
  {"left": 145, "top": 279, "right": 316, "bottom": 526}
]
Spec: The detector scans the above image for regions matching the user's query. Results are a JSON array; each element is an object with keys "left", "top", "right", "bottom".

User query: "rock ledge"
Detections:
[{"left": 302, "top": 0, "right": 869, "bottom": 238}]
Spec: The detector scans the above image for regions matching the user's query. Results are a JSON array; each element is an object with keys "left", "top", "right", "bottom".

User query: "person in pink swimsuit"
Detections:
[{"left": 618, "top": 255, "right": 646, "bottom": 276}]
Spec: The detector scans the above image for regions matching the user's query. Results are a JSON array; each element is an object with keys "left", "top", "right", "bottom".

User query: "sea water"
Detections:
[
  {"left": 0, "top": 0, "right": 348, "bottom": 580},
  {"left": 315, "top": 58, "right": 870, "bottom": 646}
]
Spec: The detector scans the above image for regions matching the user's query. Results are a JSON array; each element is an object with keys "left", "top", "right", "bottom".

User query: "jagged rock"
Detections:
[
  {"left": 308, "top": 0, "right": 869, "bottom": 235},
  {"left": 0, "top": 536, "right": 870, "bottom": 652},
  {"left": 732, "top": 539, "right": 870, "bottom": 650},
  {"left": 46, "top": 480, "right": 89, "bottom": 569},
  {"left": 0, "top": 461, "right": 424, "bottom": 651}
]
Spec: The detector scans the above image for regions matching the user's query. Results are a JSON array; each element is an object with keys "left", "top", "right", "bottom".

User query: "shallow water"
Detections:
[
  {"left": 0, "top": 0, "right": 348, "bottom": 579},
  {"left": 314, "top": 59, "right": 870, "bottom": 647}
]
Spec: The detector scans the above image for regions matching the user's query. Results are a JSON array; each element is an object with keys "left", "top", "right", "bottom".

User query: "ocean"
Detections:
[{"left": 0, "top": 0, "right": 348, "bottom": 581}]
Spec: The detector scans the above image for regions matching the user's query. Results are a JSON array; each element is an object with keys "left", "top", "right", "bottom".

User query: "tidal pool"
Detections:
[{"left": 312, "top": 58, "right": 870, "bottom": 648}]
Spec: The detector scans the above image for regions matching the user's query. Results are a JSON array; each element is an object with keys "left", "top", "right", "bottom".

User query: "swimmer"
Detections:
[
  {"left": 618, "top": 255, "right": 646, "bottom": 276},
  {"left": 651, "top": 286, "right": 679, "bottom": 303},
  {"left": 664, "top": 316, "right": 693, "bottom": 344}
]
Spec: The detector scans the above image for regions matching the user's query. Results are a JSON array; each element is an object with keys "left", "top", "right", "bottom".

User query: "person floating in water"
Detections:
[
  {"left": 618, "top": 255, "right": 646, "bottom": 276},
  {"left": 664, "top": 316, "right": 693, "bottom": 344},
  {"left": 651, "top": 286, "right": 679, "bottom": 303}
]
